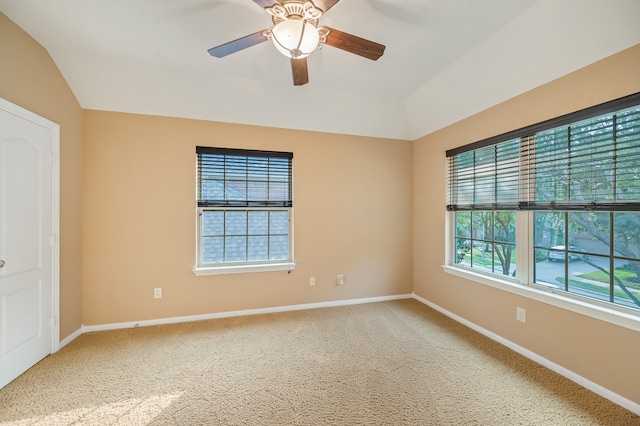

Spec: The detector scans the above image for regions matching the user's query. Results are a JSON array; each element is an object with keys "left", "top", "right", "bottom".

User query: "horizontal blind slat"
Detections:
[
  {"left": 446, "top": 95, "right": 640, "bottom": 212},
  {"left": 197, "top": 147, "right": 293, "bottom": 208}
]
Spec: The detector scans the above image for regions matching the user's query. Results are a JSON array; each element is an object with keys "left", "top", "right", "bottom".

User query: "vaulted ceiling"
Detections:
[{"left": 1, "top": 0, "right": 639, "bottom": 140}]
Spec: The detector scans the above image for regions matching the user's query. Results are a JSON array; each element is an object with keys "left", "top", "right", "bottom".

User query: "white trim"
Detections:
[
  {"left": 51, "top": 121, "right": 60, "bottom": 353},
  {"left": 194, "top": 261, "right": 297, "bottom": 276},
  {"left": 82, "top": 294, "right": 414, "bottom": 333},
  {"left": 0, "top": 98, "right": 61, "bottom": 354},
  {"left": 59, "top": 327, "right": 83, "bottom": 349},
  {"left": 411, "top": 293, "right": 640, "bottom": 416},
  {"left": 442, "top": 265, "right": 640, "bottom": 333}
]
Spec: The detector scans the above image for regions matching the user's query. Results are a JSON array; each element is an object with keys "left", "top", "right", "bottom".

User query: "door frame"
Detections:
[{"left": 0, "top": 97, "right": 60, "bottom": 353}]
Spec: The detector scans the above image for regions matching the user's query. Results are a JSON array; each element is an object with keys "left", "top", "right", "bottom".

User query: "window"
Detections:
[
  {"left": 195, "top": 147, "right": 294, "bottom": 275},
  {"left": 455, "top": 211, "right": 516, "bottom": 276},
  {"left": 446, "top": 93, "right": 640, "bottom": 317},
  {"left": 450, "top": 138, "right": 520, "bottom": 276}
]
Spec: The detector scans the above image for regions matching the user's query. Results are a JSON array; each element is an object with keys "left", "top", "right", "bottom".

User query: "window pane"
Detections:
[
  {"left": 202, "top": 236, "right": 223, "bottom": 263},
  {"left": 534, "top": 211, "right": 566, "bottom": 288},
  {"left": 546, "top": 247, "right": 569, "bottom": 263},
  {"left": 248, "top": 236, "right": 268, "bottom": 261},
  {"left": 534, "top": 128, "right": 569, "bottom": 202},
  {"left": 613, "top": 211, "right": 640, "bottom": 309},
  {"left": 455, "top": 212, "right": 471, "bottom": 265},
  {"left": 567, "top": 255, "right": 610, "bottom": 303},
  {"left": 454, "top": 211, "right": 515, "bottom": 276},
  {"left": 225, "top": 157, "right": 247, "bottom": 201},
  {"left": 614, "top": 212, "right": 640, "bottom": 259},
  {"left": 569, "top": 114, "right": 614, "bottom": 202},
  {"left": 471, "top": 211, "right": 492, "bottom": 242},
  {"left": 202, "top": 211, "right": 223, "bottom": 236},
  {"left": 569, "top": 212, "right": 610, "bottom": 256},
  {"left": 225, "top": 211, "right": 247, "bottom": 236},
  {"left": 247, "top": 157, "right": 268, "bottom": 201},
  {"left": 471, "top": 242, "right": 492, "bottom": 270},
  {"left": 474, "top": 146, "right": 495, "bottom": 204},
  {"left": 454, "top": 152, "right": 474, "bottom": 205},
  {"left": 200, "top": 154, "right": 225, "bottom": 201},
  {"left": 614, "top": 259, "right": 640, "bottom": 309},
  {"left": 494, "top": 211, "right": 515, "bottom": 244},
  {"left": 615, "top": 107, "right": 640, "bottom": 201},
  {"left": 247, "top": 181, "right": 268, "bottom": 201},
  {"left": 201, "top": 179, "right": 225, "bottom": 201},
  {"left": 270, "top": 211, "right": 289, "bottom": 235},
  {"left": 455, "top": 212, "right": 470, "bottom": 238},
  {"left": 225, "top": 236, "right": 246, "bottom": 262},
  {"left": 479, "top": 242, "right": 494, "bottom": 272},
  {"left": 269, "top": 236, "right": 288, "bottom": 260},
  {"left": 455, "top": 238, "right": 471, "bottom": 265},
  {"left": 495, "top": 139, "right": 520, "bottom": 204},
  {"left": 534, "top": 248, "right": 562, "bottom": 287},
  {"left": 268, "top": 158, "right": 291, "bottom": 202},
  {"left": 534, "top": 211, "right": 565, "bottom": 249},
  {"left": 493, "top": 243, "right": 515, "bottom": 276},
  {"left": 248, "top": 211, "right": 268, "bottom": 235}
]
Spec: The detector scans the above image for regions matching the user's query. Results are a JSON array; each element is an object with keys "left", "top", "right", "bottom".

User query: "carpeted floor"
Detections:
[{"left": 0, "top": 299, "right": 638, "bottom": 425}]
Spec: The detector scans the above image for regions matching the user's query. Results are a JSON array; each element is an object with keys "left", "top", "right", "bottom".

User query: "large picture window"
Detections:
[
  {"left": 446, "top": 93, "right": 640, "bottom": 315},
  {"left": 195, "top": 146, "right": 294, "bottom": 274}
]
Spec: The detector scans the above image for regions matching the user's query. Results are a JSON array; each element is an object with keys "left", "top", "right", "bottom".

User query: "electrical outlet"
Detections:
[
  {"left": 516, "top": 307, "right": 526, "bottom": 323},
  {"left": 337, "top": 274, "right": 344, "bottom": 285},
  {"left": 154, "top": 288, "right": 162, "bottom": 299},
  {"left": 309, "top": 276, "right": 316, "bottom": 286}
]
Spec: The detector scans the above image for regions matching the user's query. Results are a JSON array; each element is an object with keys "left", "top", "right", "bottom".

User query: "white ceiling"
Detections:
[{"left": 1, "top": 0, "right": 639, "bottom": 140}]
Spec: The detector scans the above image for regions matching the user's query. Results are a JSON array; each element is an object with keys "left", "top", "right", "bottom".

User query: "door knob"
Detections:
[{"left": 0, "top": 260, "right": 5, "bottom": 268}]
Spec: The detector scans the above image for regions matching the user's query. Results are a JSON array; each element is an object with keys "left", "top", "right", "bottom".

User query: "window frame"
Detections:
[
  {"left": 453, "top": 210, "right": 517, "bottom": 277},
  {"left": 444, "top": 93, "right": 640, "bottom": 332},
  {"left": 193, "top": 147, "right": 296, "bottom": 276},
  {"left": 445, "top": 211, "right": 640, "bottom": 330}
]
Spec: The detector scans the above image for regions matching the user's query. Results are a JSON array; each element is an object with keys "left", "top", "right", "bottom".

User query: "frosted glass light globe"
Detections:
[{"left": 271, "top": 20, "right": 320, "bottom": 59}]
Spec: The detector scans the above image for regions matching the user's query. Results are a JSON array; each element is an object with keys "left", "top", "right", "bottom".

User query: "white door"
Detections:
[{"left": 0, "top": 98, "right": 60, "bottom": 389}]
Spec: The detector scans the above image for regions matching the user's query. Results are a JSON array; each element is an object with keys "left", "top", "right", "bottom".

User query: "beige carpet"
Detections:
[{"left": 0, "top": 299, "right": 638, "bottom": 425}]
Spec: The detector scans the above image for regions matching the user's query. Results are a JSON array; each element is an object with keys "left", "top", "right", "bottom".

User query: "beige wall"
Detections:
[
  {"left": 0, "top": 13, "right": 83, "bottom": 340},
  {"left": 413, "top": 44, "right": 640, "bottom": 405},
  {"left": 81, "top": 111, "right": 413, "bottom": 325}
]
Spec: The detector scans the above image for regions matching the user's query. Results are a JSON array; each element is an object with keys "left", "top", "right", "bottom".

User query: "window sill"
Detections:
[
  {"left": 442, "top": 265, "right": 640, "bottom": 333},
  {"left": 194, "top": 262, "right": 297, "bottom": 276}
]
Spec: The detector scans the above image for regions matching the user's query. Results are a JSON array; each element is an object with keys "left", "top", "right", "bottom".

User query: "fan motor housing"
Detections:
[{"left": 267, "top": 1, "right": 323, "bottom": 27}]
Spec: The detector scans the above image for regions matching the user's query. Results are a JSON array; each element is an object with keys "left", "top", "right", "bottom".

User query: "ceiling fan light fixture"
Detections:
[
  {"left": 207, "top": 0, "right": 386, "bottom": 86},
  {"left": 271, "top": 19, "right": 319, "bottom": 59}
]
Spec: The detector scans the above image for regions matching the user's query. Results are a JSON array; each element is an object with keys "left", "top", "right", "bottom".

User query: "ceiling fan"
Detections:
[{"left": 207, "top": 0, "right": 386, "bottom": 86}]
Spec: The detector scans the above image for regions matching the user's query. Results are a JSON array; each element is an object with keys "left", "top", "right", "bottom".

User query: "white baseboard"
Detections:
[
  {"left": 411, "top": 293, "right": 640, "bottom": 416},
  {"left": 58, "top": 327, "right": 83, "bottom": 350},
  {"left": 81, "top": 294, "right": 414, "bottom": 333}
]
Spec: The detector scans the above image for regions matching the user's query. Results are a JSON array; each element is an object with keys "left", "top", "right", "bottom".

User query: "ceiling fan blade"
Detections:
[
  {"left": 208, "top": 30, "right": 269, "bottom": 58},
  {"left": 251, "top": 0, "right": 277, "bottom": 8},
  {"left": 291, "top": 58, "right": 309, "bottom": 86},
  {"left": 324, "top": 27, "right": 385, "bottom": 61},
  {"left": 314, "top": 0, "right": 342, "bottom": 13}
]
